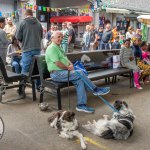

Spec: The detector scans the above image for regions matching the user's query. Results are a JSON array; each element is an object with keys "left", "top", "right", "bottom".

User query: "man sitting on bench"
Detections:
[{"left": 45, "top": 31, "right": 110, "bottom": 113}]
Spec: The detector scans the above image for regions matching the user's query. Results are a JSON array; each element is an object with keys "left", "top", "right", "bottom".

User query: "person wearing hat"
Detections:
[
  {"left": 132, "top": 34, "right": 150, "bottom": 85},
  {"left": 0, "top": 17, "right": 9, "bottom": 64}
]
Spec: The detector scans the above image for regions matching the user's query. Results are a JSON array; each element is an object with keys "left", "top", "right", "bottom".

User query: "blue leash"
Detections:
[{"left": 75, "top": 70, "right": 120, "bottom": 113}]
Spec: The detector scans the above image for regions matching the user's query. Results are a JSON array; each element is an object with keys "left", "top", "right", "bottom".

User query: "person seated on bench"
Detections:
[
  {"left": 132, "top": 35, "right": 150, "bottom": 84},
  {"left": 45, "top": 31, "right": 110, "bottom": 113},
  {"left": 7, "top": 36, "right": 22, "bottom": 73},
  {"left": 120, "top": 39, "right": 142, "bottom": 89}
]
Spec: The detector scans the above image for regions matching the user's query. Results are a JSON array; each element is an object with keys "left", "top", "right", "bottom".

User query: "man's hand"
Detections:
[
  {"left": 67, "top": 64, "right": 74, "bottom": 71},
  {"left": 129, "top": 56, "right": 134, "bottom": 61}
]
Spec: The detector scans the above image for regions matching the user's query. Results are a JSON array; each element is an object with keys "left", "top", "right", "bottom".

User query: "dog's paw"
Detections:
[
  {"left": 81, "top": 143, "right": 87, "bottom": 150},
  {"left": 84, "top": 138, "right": 88, "bottom": 145},
  {"left": 103, "top": 115, "right": 110, "bottom": 120},
  {"left": 50, "top": 124, "right": 54, "bottom": 128},
  {"left": 87, "top": 121, "right": 92, "bottom": 124}
]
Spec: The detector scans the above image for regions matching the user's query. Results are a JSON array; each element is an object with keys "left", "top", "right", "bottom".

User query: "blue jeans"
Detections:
[
  {"left": 50, "top": 70, "right": 97, "bottom": 106},
  {"left": 12, "top": 56, "right": 21, "bottom": 73},
  {"left": 82, "top": 45, "right": 90, "bottom": 51},
  {"left": 21, "top": 49, "right": 41, "bottom": 88},
  {"left": 100, "top": 41, "right": 111, "bottom": 50},
  {"left": 61, "top": 43, "right": 68, "bottom": 53}
]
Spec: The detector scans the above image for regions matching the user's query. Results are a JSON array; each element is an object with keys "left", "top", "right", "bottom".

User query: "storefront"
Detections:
[
  {"left": 95, "top": 8, "right": 140, "bottom": 34},
  {"left": 50, "top": 15, "right": 93, "bottom": 40}
]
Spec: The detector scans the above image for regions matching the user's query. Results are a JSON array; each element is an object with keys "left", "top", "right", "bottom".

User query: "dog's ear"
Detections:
[
  {"left": 113, "top": 100, "right": 122, "bottom": 110},
  {"left": 56, "top": 111, "right": 63, "bottom": 119},
  {"left": 122, "top": 101, "right": 128, "bottom": 108},
  {"left": 71, "top": 112, "right": 75, "bottom": 117},
  {"left": 48, "top": 115, "right": 55, "bottom": 124},
  {"left": 48, "top": 111, "right": 63, "bottom": 123},
  {"left": 62, "top": 111, "right": 75, "bottom": 122}
]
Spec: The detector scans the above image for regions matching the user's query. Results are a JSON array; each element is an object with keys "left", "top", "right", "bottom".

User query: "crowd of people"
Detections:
[
  {"left": 44, "top": 22, "right": 76, "bottom": 53},
  {"left": 81, "top": 20, "right": 148, "bottom": 51},
  {"left": 0, "top": 9, "right": 150, "bottom": 112}
]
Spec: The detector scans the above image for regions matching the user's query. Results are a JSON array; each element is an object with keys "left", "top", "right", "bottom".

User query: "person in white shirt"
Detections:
[
  {"left": 3, "top": 17, "right": 16, "bottom": 40},
  {"left": 126, "top": 26, "right": 134, "bottom": 39},
  {"left": 82, "top": 25, "right": 91, "bottom": 51}
]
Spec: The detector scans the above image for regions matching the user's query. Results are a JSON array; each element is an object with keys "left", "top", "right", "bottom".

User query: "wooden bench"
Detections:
[{"left": 31, "top": 50, "right": 133, "bottom": 110}]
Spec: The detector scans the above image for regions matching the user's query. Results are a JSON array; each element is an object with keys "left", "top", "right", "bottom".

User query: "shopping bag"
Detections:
[
  {"left": 74, "top": 61, "right": 88, "bottom": 76},
  {"left": 113, "top": 55, "right": 120, "bottom": 69}
]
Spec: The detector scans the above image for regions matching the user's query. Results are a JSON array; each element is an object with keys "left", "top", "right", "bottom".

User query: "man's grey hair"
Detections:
[{"left": 51, "top": 31, "right": 63, "bottom": 38}]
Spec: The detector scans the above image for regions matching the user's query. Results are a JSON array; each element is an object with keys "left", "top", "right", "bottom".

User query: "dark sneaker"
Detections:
[
  {"left": 93, "top": 87, "right": 110, "bottom": 96},
  {"left": 76, "top": 105, "right": 95, "bottom": 113}
]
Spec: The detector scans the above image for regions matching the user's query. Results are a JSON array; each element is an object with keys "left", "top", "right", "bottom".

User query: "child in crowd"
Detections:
[
  {"left": 140, "top": 41, "right": 150, "bottom": 65},
  {"left": 112, "top": 36, "right": 121, "bottom": 49},
  {"left": 7, "top": 36, "right": 22, "bottom": 73},
  {"left": 120, "top": 39, "right": 142, "bottom": 89},
  {"left": 119, "top": 34, "right": 126, "bottom": 47}
]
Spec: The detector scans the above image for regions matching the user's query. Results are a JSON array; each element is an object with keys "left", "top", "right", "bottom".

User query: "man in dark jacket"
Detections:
[
  {"left": 100, "top": 20, "right": 112, "bottom": 50},
  {"left": 16, "top": 9, "right": 43, "bottom": 89}
]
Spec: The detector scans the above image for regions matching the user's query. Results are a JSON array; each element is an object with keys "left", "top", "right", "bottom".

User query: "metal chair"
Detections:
[{"left": 0, "top": 57, "right": 26, "bottom": 103}]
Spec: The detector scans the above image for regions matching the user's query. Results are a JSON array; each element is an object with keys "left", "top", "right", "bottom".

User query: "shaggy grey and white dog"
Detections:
[
  {"left": 48, "top": 110, "right": 86, "bottom": 149},
  {"left": 83, "top": 100, "right": 135, "bottom": 140}
]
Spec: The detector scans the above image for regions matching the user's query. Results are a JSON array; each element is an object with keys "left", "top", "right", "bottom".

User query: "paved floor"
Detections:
[{"left": 0, "top": 78, "right": 150, "bottom": 150}]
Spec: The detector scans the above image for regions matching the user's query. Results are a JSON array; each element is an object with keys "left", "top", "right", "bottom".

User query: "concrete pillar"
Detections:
[
  {"left": 134, "top": 20, "right": 137, "bottom": 29},
  {"left": 112, "top": 14, "right": 117, "bottom": 27},
  {"left": 94, "top": 12, "right": 99, "bottom": 28}
]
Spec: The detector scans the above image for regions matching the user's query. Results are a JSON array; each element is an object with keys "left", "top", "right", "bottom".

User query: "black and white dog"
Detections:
[
  {"left": 48, "top": 111, "right": 86, "bottom": 149},
  {"left": 83, "top": 100, "right": 135, "bottom": 140}
]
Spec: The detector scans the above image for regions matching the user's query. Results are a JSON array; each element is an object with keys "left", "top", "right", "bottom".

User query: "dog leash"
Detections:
[
  {"left": 67, "top": 70, "right": 71, "bottom": 110},
  {"left": 75, "top": 70, "right": 120, "bottom": 113}
]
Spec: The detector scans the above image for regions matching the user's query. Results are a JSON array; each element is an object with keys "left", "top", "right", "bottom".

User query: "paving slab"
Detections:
[{"left": 0, "top": 79, "right": 150, "bottom": 150}]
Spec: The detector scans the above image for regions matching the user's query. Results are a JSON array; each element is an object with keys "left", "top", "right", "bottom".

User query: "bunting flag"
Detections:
[
  {"left": 0, "top": 2, "right": 91, "bottom": 18},
  {"left": 38, "top": 6, "right": 42, "bottom": 11},
  {"left": 34, "top": 5, "right": 37, "bottom": 10},
  {"left": 0, "top": 0, "right": 121, "bottom": 18},
  {"left": 43, "top": 7, "right": 47, "bottom": 12}
]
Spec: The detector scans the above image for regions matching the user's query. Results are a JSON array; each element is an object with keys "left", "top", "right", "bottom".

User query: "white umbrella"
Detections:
[{"left": 137, "top": 15, "right": 150, "bottom": 25}]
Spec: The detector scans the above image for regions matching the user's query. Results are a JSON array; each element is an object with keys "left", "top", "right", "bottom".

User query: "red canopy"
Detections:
[{"left": 50, "top": 16, "right": 93, "bottom": 23}]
